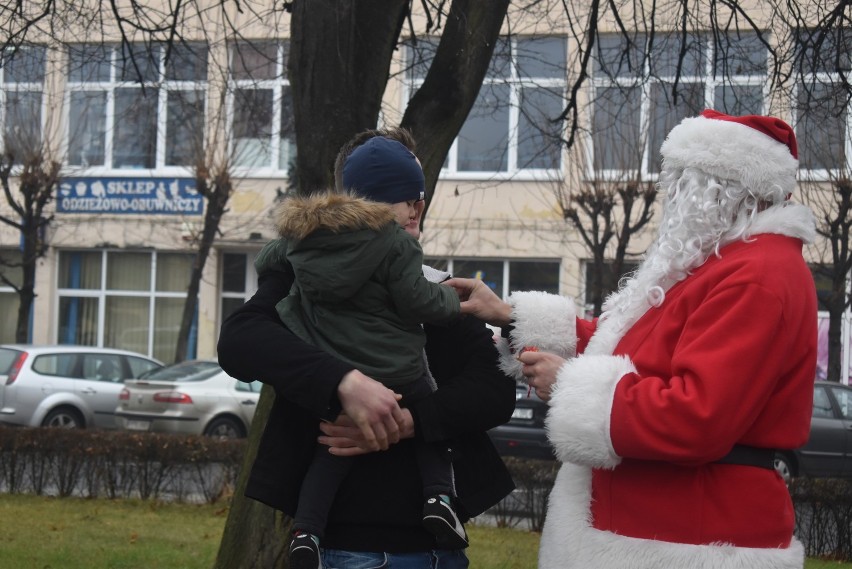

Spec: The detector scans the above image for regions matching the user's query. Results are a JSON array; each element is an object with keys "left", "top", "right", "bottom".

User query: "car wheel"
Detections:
[
  {"left": 42, "top": 406, "right": 85, "bottom": 429},
  {"left": 774, "top": 452, "right": 794, "bottom": 484},
  {"left": 204, "top": 416, "right": 245, "bottom": 440}
]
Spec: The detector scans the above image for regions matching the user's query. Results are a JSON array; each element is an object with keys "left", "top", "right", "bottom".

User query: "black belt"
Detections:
[{"left": 715, "top": 444, "right": 776, "bottom": 470}]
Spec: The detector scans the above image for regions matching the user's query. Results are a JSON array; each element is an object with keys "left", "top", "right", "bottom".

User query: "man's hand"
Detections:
[
  {"left": 318, "top": 409, "right": 415, "bottom": 456},
  {"left": 518, "top": 350, "right": 566, "bottom": 401},
  {"left": 445, "top": 277, "right": 513, "bottom": 327},
  {"left": 337, "top": 369, "right": 405, "bottom": 451}
]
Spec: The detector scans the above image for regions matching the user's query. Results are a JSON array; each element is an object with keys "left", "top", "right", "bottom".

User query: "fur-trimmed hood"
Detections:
[
  {"left": 275, "top": 192, "right": 396, "bottom": 240},
  {"left": 273, "top": 192, "right": 409, "bottom": 303}
]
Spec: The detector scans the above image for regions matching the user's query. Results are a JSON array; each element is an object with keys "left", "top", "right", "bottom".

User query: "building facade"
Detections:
[{"left": 0, "top": 2, "right": 849, "bottom": 373}]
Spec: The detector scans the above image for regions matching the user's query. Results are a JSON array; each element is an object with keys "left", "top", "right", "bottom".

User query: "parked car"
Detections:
[
  {"left": 0, "top": 344, "right": 163, "bottom": 429},
  {"left": 488, "top": 382, "right": 555, "bottom": 461},
  {"left": 114, "top": 360, "right": 261, "bottom": 439},
  {"left": 775, "top": 381, "right": 852, "bottom": 482}
]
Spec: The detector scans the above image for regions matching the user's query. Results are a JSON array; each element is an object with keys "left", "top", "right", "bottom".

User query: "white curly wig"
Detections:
[{"left": 596, "top": 110, "right": 810, "bottom": 341}]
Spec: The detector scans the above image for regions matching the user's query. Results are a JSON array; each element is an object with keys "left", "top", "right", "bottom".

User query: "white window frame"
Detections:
[
  {"left": 227, "top": 40, "right": 294, "bottom": 178},
  {"left": 63, "top": 42, "right": 209, "bottom": 176},
  {"left": 0, "top": 45, "right": 47, "bottom": 169},
  {"left": 55, "top": 250, "right": 195, "bottom": 359},
  {"left": 793, "top": 29, "right": 852, "bottom": 181},
  {"left": 0, "top": 248, "right": 22, "bottom": 343},
  {"left": 404, "top": 35, "right": 567, "bottom": 182},
  {"left": 425, "top": 257, "right": 560, "bottom": 299},
  {"left": 219, "top": 250, "right": 259, "bottom": 321},
  {"left": 590, "top": 31, "right": 769, "bottom": 181}
]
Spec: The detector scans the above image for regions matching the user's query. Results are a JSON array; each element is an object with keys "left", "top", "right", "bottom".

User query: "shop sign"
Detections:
[{"left": 56, "top": 177, "right": 203, "bottom": 215}]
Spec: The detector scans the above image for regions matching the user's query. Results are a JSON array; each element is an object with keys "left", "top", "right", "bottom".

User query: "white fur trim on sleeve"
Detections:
[
  {"left": 546, "top": 354, "right": 636, "bottom": 468},
  {"left": 499, "top": 291, "right": 577, "bottom": 381}
]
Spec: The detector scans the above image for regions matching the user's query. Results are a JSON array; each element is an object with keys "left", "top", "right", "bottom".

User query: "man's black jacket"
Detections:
[{"left": 217, "top": 270, "right": 517, "bottom": 552}]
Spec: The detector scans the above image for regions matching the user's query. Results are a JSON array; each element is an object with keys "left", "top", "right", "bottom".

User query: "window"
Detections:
[
  {"left": 236, "top": 380, "right": 262, "bottom": 393},
  {"left": 829, "top": 384, "right": 852, "bottom": 420},
  {"left": 405, "top": 36, "right": 566, "bottom": 178},
  {"left": 813, "top": 386, "right": 834, "bottom": 419},
  {"left": 424, "top": 257, "right": 560, "bottom": 297},
  {"left": 32, "top": 353, "right": 78, "bottom": 376},
  {"left": 229, "top": 41, "right": 295, "bottom": 174},
  {"left": 583, "top": 260, "right": 639, "bottom": 315},
  {"left": 809, "top": 263, "right": 841, "bottom": 311},
  {"left": 65, "top": 42, "right": 208, "bottom": 171},
  {"left": 221, "top": 251, "right": 258, "bottom": 322},
  {"left": 56, "top": 250, "right": 196, "bottom": 363},
  {"left": 0, "top": 249, "right": 22, "bottom": 343},
  {"left": 592, "top": 31, "right": 767, "bottom": 174},
  {"left": 1, "top": 45, "right": 46, "bottom": 164},
  {"left": 795, "top": 28, "right": 851, "bottom": 172}
]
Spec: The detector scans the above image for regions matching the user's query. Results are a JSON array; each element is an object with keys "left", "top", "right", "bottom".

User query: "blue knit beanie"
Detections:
[{"left": 342, "top": 136, "right": 425, "bottom": 204}]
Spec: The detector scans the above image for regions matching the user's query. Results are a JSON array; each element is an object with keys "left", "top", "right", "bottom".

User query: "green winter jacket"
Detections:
[{"left": 255, "top": 193, "right": 460, "bottom": 386}]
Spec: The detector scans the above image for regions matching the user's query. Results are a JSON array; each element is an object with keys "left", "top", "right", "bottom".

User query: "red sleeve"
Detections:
[{"left": 576, "top": 317, "right": 598, "bottom": 354}]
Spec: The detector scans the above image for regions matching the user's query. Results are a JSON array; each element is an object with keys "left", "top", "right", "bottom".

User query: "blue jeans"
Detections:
[{"left": 321, "top": 548, "right": 469, "bottom": 569}]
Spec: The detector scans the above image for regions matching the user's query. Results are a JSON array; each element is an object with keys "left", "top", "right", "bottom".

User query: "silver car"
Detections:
[
  {"left": 0, "top": 344, "right": 163, "bottom": 429},
  {"left": 114, "top": 360, "right": 261, "bottom": 439}
]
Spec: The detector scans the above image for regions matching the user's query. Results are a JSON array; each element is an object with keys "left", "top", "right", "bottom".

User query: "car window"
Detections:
[
  {"left": 829, "top": 385, "right": 852, "bottom": 420},
  {"left": 82, "top": 354, "right": 125, "bottom": 382},
  {"left": 235, "top": 380, "right": 261, "bottom": 393},
  {"left": 813, "top": 386, "right": 835, "bottom": 418},
  {"left": 141, "top": 361, "right": 221, "bottom": 382},
  {"left": 127, "top": 356, "right": 161, "bottom": 378},
  {"left": 32, "top": 353, "right": 79, "bottom": 377},
  {"left": 0, "top": 348, "right": 23, "bottom": 373}
]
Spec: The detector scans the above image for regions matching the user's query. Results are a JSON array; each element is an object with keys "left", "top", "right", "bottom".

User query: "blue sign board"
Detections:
[{"left": 56, "top": 177, "right": 204, "bottom": 216}]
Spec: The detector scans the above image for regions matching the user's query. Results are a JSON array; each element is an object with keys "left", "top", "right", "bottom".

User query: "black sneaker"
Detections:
[
  {"left": 289, "top": 532, "right": 321, "bottom": 569},
  {"left": 422, "top": 495, "right": 469, "bottom": 549}
]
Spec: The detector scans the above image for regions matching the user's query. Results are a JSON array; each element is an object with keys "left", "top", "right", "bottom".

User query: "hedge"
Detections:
[
  {"left": 0, "top": 426, "right": 849, "bottom": 560},
  {"left": 0, "top": 426, "right": 244, "bottom": 503}
]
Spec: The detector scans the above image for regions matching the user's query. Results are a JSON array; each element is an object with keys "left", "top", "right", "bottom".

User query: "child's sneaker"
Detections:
[
  {"left": 422, "top": 495, "right": 469, "bottom": 549},
  {"left": 289, "top": 532, "right": 321, "bottom": 569}
]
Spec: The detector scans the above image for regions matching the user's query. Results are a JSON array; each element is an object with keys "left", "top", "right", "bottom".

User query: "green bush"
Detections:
[
  {"left": 3, "top": 426, "right": 852, "bottom": 562},
  {"left": 791, "top": 477, "right": 852, "bottom": 561},
  {"left": 0, "top": 426, "right": 245, "bottom": 503},
  {"left": 489, "top": 457, "right": 558, "bottom": 531}
]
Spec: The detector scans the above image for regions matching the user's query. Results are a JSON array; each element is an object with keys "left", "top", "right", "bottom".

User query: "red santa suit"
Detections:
[{"left": 500, "top": 111, "right": 818, "bottom": 569}]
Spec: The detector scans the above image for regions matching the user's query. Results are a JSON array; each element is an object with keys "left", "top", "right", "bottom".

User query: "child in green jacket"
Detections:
[{"left": 257, "top": 137, "right": 468, "bottom": 569}]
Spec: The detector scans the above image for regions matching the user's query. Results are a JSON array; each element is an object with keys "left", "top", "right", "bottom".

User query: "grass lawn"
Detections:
[{"left": 0, "top": 493, "right": 848, "bottom": 568}]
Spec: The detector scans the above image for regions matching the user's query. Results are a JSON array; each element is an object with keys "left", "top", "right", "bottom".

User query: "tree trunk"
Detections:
[
  {"left": 826, "top": 283, "right": 846, "bottom": 383},
  {"left": 15, "top": 216, "right": 38, "bottom": 343},
  {"left": 213, "top": 386, "right": 291, "bottom": 569},
  {"left": 175, "top": 182, "right": 231, "bottom": 362},
  {"left": 287, "top": 0, "right": 409, "bottom": 195},
  {"left": 216, "top": 2, "right": 510, "bottom": 565}
]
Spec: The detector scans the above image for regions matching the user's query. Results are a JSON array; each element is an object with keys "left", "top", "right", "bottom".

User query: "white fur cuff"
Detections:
[
  {"left": 499, "top": 291, "right": 577, "bottom": 381},
  {"left": 546, "top": 354, "right": 636, "bottom": 468}
]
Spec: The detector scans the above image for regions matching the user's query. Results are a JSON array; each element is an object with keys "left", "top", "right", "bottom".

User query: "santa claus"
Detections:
[{"left": 449, "top": 109, "right": 818, "bottom": 569}]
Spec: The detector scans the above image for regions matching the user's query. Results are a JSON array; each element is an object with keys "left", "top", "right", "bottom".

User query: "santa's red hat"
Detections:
[{"left": 660, "top": 109, "right": 799, "bottom": 197}]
